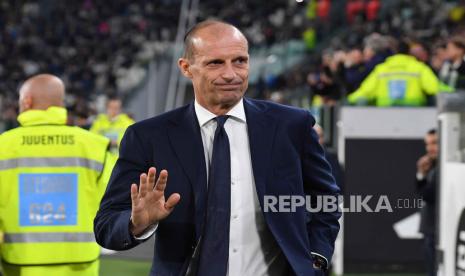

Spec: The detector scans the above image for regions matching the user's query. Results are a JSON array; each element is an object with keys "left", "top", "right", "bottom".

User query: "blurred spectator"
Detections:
[
  {"left": 342, "top": 45, "right": 366, "bottom": 92},
  {"left": 89, "top": 96, "right": 134, "bottom": 154},
  {"left": 365, "top": 0, "right": 380, "bottom": 22},
  {"left": 415, "top": 129, "right": 438, "bottom": 276},
  {"left": 269, "top": 91, "right": 287, "bottom": 105},
  {"left": 363, "top": 33, "right": 392, "bottom": 75},
  {"left": 430, "top": 41, "right": 448, "bottom": 74},
  {"left": 307, "top": 50, "right": 344, "bottom": 106},
  {"left": 316, "top": 0, "right": 331, "bottom": 22},
  {"left": 348, "top": 40, "right": 440, "bottom": 106},
  {"left": 346, "top": 0, "right": 365, "bottom": 24},
  {"left": 409, "top": 41, "right": 430, "bottom": 65},
  {"left": 439, "top": 35, "right": 465, "bottom": 91},
  {"left": 0, "top": 104, "right": 19, "bottom": 132}
]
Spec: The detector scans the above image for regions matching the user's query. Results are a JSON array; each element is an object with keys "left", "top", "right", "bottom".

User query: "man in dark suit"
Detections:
[
  {"left": 416, "top": 129, "right": 438, "bottom": 276},
  {"left": 94, "top": 20, "right": 340, "bottom": 276}
]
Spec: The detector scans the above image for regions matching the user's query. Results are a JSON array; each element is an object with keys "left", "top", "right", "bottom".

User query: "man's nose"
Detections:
[{"left": 220, "top": 63, "right": 237, "bottom": 81}]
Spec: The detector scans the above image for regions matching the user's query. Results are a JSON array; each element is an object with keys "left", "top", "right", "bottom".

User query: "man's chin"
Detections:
[
  {"left": 222, "top": 96, "right": 244, "bottom": 106},
  {"left": 217, "top": 91, "right": 244, "bottom": 104}
]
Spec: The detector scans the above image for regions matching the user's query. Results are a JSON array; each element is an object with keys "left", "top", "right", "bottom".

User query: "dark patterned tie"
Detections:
[{"left": 197, "top": 115, "right": 231, "bottom": 276}]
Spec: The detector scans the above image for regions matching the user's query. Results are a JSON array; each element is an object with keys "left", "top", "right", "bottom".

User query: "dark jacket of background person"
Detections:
[
  {"left": 416, "top": 162, "right": 437, "bottom": 235},
  {"left": 415, "top": 129, "right": 438, "bottom": 276},
  {"left": 439, "top": 58, "right": 465, "bottom": 91},
  {"left": 439, "top": 35, "right": 465, "bottom": 91}
]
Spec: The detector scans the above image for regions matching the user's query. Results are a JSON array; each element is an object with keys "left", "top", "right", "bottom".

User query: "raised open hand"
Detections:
[{"left": 130, "top": 167, "right": 181, "bottom": 236}]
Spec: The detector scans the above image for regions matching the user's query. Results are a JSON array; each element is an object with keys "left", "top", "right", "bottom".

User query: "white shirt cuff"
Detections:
[
  {"left": 416, "top": 172, "right": 425, "bottom": 181},
  {"left": 311, "top": 251, "right": 328, "bottom": 267},
  {"left": 130, "top": 217, "right": 158, "bottom": 240}
]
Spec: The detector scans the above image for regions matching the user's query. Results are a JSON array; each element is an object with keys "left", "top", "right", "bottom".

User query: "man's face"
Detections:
[
  {"left": 348, "top": 49, "right": 363, "bottom": 65},
  {"left": 425, "top": 133, "right": 438, "bottom": 160},
  {"left": 179, "top": 28, "right": 249, "bottom": 112},
  {"left": 446, "top": 42, "right": 465, "bottom": 61},
  {"left": 363, "top": 47, "right": 375, "bottom": 62},
  {"left": 107, "top": 100, "right": 122, "bottom": 118}
]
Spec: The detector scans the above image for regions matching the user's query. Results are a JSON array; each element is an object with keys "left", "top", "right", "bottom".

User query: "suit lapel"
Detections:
[
  {"left": 244, "top": 98, "right": 277, "bottom": 207},
  {"left": 167, "top": 103, "right": 207, "bottom": 239}
]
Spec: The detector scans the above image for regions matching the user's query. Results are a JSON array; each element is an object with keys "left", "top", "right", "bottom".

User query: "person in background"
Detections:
[
  {"left": 430, "top": 41, "right": 448, "bottom": 74},
  {"left": 337, "top": 35, "right": 391, "bottom": 100},
  {"left": 308, "top": 49, "right": 344, "bottom": 106},
  {"left": 0, "top": 74, "right": 115, "bottom": 276},
  {"left": 343, "top": 45, "right": 366, "bottom": 93},
  {"left": 362, "top": 33, "right": 391, "bottom": 76},
  {"left": 439, "top": 35, "right": 465, "bottom": 91},
  {"left": 0, "top": 105, "right": 19, "bottom": 133},
  {"left": 409, "top": 41, "right": 430, "bottom": 65},
  {"left": 416, "top": 129, "right": 438, "bottom": 276},
  {"left": 90, "top": 96, "right": 134, "bottom": 154},
  {"left": 348, "top": 40, "right": 441, "bottom": 106}
]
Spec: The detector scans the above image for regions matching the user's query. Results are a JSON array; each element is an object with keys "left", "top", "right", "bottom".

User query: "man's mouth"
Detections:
[{"left": 216, "top": 83, "right": 242, "bottom": 90}]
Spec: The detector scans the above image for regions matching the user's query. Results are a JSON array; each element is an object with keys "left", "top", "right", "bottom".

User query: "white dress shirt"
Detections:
[{"left": 194, "top": 99, "right": 287, "bottom": 276}]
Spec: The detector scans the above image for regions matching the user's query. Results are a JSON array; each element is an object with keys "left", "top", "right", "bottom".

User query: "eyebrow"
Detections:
[
  {"left": 233, "top": 56, "right": 249, "bottom": 61},
  {"left": 204, "top": 58, "right": 224, "bottom": 65},
  {"left": 203, "top": 55, "right": 249, "bottom": 64}
]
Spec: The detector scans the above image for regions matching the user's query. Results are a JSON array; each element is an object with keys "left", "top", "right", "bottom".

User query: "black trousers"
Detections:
[{"left": 423, "top": 233, "right": 436, "bottom": 276}]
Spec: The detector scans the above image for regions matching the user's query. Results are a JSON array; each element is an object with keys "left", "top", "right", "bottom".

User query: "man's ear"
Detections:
[
  {"left": 178, "top": 58, "right": 193, "bottom": 78},
  {"left": 21, "top": 94, "right": 33, "bottom": 111}
]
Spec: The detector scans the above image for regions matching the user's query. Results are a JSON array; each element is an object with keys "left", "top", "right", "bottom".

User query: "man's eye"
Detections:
[
  {"left": 234, "top": 58, "right": 248, "bottom": 64},
  {"left": 208, "top": 60, "right": 223, "bottom": 65}
]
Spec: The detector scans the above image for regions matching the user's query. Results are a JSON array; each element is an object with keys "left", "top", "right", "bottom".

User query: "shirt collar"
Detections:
[{"left": 194, "top": 98, "right": 247, "bottom": 127}]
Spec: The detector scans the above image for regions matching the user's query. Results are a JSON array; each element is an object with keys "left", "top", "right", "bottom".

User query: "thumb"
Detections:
[{"left": 164, "top": 193, "right": 181, "bottom": 212}]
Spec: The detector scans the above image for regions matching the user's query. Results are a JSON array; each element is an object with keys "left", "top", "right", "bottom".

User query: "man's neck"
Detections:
[{"left": 195, "top": 99, "right": 242, "bottom": 116}]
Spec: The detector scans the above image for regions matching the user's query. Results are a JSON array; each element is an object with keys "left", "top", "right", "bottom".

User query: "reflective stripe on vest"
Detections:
[
  {"left": 0, "top": 157, "right": 103, "bottom": 172},
  {"left": 4, "top": 232, "right": 95, "bottom": 243}
]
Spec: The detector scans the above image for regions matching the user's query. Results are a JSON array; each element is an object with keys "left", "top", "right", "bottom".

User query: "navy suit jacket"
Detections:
[{"left": 94, "top": 98, "right": 340, "bottom": 276}]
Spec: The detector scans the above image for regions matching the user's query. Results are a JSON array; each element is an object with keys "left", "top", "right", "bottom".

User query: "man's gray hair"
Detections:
[{"left": 364, "top": 33, "right": 388, "bottom": 53}]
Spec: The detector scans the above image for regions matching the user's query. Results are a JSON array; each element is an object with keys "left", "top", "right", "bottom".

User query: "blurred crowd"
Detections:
[
  {"left": 0, "top": 0, "right": 311, "bottom": 132},
  {"left": 260, "top": 0, "right": 465, "bottom": 107},
  {"left": 197, "top": 0, "right": 308, "bottom": 47},
  {"left": 307, "top": 32, "right": 465, "bottom": 106},
  {"left": 2, "top": 0, "right": 465, "bottom": 132},
  {"left": 0, "top": 0, "right": 181, "bottom": 131}
]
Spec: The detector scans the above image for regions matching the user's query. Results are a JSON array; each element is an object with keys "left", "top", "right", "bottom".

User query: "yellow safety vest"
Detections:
[
  {"left": 90, "top": 113, "right": 134, "bottom": 154},
  {"left": 348, "top": 54, "right": 442, "bottom": 106},
  {"left": 0, "top": 107, "right": 115, "bottom": 266}
]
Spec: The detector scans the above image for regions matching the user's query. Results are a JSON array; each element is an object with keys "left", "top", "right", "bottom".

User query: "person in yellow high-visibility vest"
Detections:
[
  {"left": 348, "top": 41, "right": 442, "bottom": 106},
  {"left": 0, "top": 74, "right": 116, "bottom": 276},
  {"left": 90, "top": 96, "right": 134, "bottom": 155}
]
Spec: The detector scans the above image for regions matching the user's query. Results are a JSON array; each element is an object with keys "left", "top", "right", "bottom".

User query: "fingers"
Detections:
[
  {"left": 147, "top": 167, "right": 156, "bottom": 190},
  {"left": 130, "top": 183, "right": 138, "bottom": 207},
  {"left": 137, "top": 167, "right": 157, "bottom": 199},
  {"left": 165, "top": 193, "right": 181, "bottom": 211},
  {"left": 139, "top": 173, "right": 148, "bottom": 198},
  {"left": 154, "top": 170, "right": 168, "bottom": 192}
]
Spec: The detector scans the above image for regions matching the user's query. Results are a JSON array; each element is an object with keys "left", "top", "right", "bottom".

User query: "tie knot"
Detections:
[{"left": 215, "top": 115, "right": 229, "bottom": 128}]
